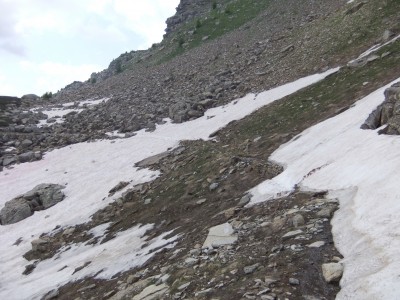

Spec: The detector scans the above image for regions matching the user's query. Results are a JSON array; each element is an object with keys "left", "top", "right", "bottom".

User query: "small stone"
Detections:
[
  {"left": 322, "top": 263, "right": 344, "bottom": 283},
  {"left": 292, "top": 214, "right": 305, "bottom": 227},
  {"left": 178, "top": 282, "right": 191, "bottom": 291},
  {"left": 144, "top": 198, "right": 152, "bottom": 205},
  {"left": 63, "top": 227, "right": 75, "bottom": 236},
  {"left": 238, "top": 194, "right": 251, "bottom": 207},
  {"left": 77, "top": 284, "right": 96, "bottom": 292},
  {"left": 307, "top": 241, "right": 325, "bottom": 248},
  {"left": 127, "top": 275, "right": 138, "bottom": 284},
  {"left": 31, "top": 238, "right": 48, "bottom": 252},
  {"left": 196, "top": 198, "right": 207, "bottom": 205},
  {"left": 189, "top": 248, "right": 201, "bottom": 256},
  {"left": 209, "top": 183, "right": 219, "bottom": 191},
  {"left": 282, "top": 229, "right": 303, "bottom": 240},
  {"left": 184, "top": 257, "right": 198, "bottom": 267},
  {"left": 22, "top": 263, "right": 36, "bottom": 275},
  {"left": 289, "top": 278, "right": 300, "bottom": 285},
  {"left": 257, "top": 288, "right": 271, "bottom": 295},
  {"left": 132, "top": 283, "right": 168, "bottom": 300},
  {"left": 261, "top": 296, "right": 275, "bottom": 300},
  {"left": 21, "top": 139, "right": 33, "bottom": 148},
  {"left": 244, "top": 263, "right": 260, "bottom": 274},
  {"left": 316, "top": 206, "right": 335, "bottom": 218},
  {"left": 202, "top": 223, "right": 238, "bottom": 248},
  {"left": 195, "top": 288, "right": 213, "bottom": 296}
]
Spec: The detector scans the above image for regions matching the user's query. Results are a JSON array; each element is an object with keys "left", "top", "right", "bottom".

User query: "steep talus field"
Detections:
[{"left": 1, "top": 0, "right": 400, "bottom": 299}]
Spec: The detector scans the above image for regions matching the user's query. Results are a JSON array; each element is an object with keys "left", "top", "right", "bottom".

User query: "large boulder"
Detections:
[
  {"left": 0, "top": 198, "right": 32, "bottom": 225},
  {"left": 0, "top": 183, "right": 65, "bottom": 225}
]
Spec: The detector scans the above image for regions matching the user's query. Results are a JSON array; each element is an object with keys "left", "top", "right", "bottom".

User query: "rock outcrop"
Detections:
[{"left": 0, "top": 183, "right": 65, "bottom": 225}]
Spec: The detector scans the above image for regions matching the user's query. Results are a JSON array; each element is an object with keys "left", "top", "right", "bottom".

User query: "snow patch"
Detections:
[{"left": 248, "top": 78, "right": 400, "bottom": 299}]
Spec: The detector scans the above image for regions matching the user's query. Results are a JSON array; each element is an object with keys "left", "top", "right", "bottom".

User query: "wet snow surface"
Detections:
[{"left": 2, "top": 67, "right": 399, "bottom": 299}]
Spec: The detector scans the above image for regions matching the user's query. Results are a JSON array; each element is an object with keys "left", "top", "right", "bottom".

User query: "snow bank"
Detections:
[
  {"left": 249, "top": 78, "right": 400, "bottom": 299},
  {"left": 0, "top": 68, "right": 337, "bottom": 299}
]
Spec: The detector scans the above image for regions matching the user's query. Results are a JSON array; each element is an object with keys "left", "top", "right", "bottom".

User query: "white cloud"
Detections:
[
  {"left": 20, "top": 60, "right": 101, "bottom": 93},
  {"left": 0, "top": 0, "right": 179, "bottom": 96}
]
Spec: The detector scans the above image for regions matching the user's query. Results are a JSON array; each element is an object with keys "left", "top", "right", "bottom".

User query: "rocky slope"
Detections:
[
  {"left": 2, "top": 0, "right": 400, "bottom": 299},
  {"left": 2, "top": 0, "right": 399, "bottom": 170}
]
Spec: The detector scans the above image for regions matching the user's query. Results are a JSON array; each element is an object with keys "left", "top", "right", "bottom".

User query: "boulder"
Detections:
[
  {"left": 0, "top": 184, "right": 65, "bottom": 225},
  {"left": 27, "top": 183, "right": 65, "bottom": 209},
  {"left": 0, "top": 198, "right": 32, "bottom": 225},
  {"left": 322, "top": 263, "right": 344, "bottom": 283},
  {"left": 18, "top": 152, "right": 35, "bottom": 163}
]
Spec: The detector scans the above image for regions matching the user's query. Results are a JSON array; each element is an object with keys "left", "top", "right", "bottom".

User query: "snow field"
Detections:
[{"left": 0, "top": 68, "right": 337, "bottom": 299}]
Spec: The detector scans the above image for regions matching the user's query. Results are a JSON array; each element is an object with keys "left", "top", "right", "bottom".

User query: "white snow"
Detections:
[
  {"left": 348, "top": 34, "right": 400, "bottom": 65},
  {"left": 105, "top": 130, "right": 126, "bottom": 138},
  {"left": 248, "top": 78, "right": 400, "bottom": 299},
  {"left": 0, "top": 68, "right": 337, "bottom": 299},
  {"left": 33, "top": 98, "right": 110, "bottom": 127},
  {"left": 78, "top": 97, "right": 109, "bottom": 107}
]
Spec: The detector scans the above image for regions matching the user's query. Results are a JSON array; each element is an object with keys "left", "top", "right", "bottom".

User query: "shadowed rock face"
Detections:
[
  {"left": 0, "top": 183, "right": 65, "bottom": 225},
  {"left": 362, "top": 83, "right": 400, "bottom": 134}
]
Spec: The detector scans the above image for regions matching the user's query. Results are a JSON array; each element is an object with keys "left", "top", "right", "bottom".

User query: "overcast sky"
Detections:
[{"left": 0, "top": 0, "right": 179, "bottom": 97}]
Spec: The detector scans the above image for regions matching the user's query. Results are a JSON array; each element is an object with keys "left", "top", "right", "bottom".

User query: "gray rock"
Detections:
[
  {"left": 382, "top": 29, "right": 394, "bottom": 42},
  {"left": 209, "top": 182, "right": 219, "bottom": 191},
  {"left": 322, "top": 263, "right": 344, "bottom": 282},
  {"left": 184, "top": 257, "right": 198, "bottom": 267},
  {"left": 3, "top": 156, "right": 16, "bottom": 166},
  {"left": 31, "top": 238, "right": 48, "bottom": 252},
  {"left": 289, "top": 278, "right": 300, "bottom": 285},
  {"left": 292, "top": 214, "right": 305, "bottom": 227},
  {"left": 202, "top": 222, "right": 238, "bottom": 248},
  {"left": 32, "top": 184, "right": 65, "bottom": 209},
  {"left": 0, "top": 198, "right": 32, "bottom": 225},
  {"left": 316, "top": 206, "right": 335, "bottom": 218},
  {"left": 21, "top": 139, "right": 33, "bottom": 148},
  {"left": 18, "top": 151, "right": 35, "bottom": 163},
  {"left": 243, "top": 263, "right": 260, "bottom": 274},
  {"left": 196, "top": 198, "right": 207, "bottom": 205},
  {"left": 0, "top": 183, "right": 65, "bottom": 225},
  {"left": 307, "top": 241, "right": 325, "bottom": 248},
  {"left": 282, "top": 229, "right": 303, "bottom": 240},
  {"left": 132, "top": 283, "right": 168, "bottom": 300},
  {"left": 238, "top": 194, "right": 251, "bottom": 207},
  {"left": 177, "top": 282, "right": 191, "bottom": 291}
]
